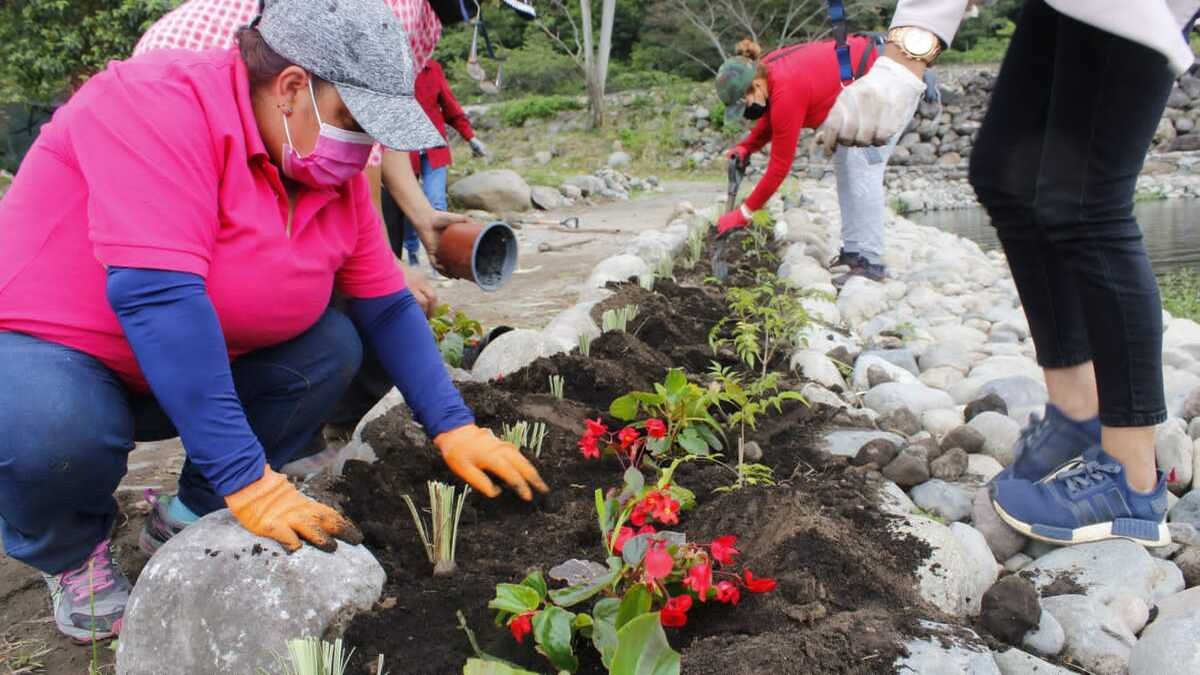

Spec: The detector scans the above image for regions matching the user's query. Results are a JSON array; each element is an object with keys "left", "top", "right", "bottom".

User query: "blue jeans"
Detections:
[
  {"left": 0, "top": 309, "right": 362, "bottom": 573},
  {"left": 383, "top": 154, "right": 449, "bottom": 263}
]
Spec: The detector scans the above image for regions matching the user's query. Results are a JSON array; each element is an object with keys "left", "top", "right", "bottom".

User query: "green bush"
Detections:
[
  {"left": 496, "top": 95, "right": 584, "bottom": 127},
  {"left": 0, "top": 0, "right": 179, "bottom": 104},
  {"left": 607, "top": 68, "right": 687, "bottom": 93},
  {"left": 1162, "top": 268, "right": 1200, "bottom": 323}
]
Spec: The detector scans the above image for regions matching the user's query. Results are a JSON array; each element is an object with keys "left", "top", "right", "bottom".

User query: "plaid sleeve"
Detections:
[{"left": 134, "top": 0, "right": 259, "bottom": 56}]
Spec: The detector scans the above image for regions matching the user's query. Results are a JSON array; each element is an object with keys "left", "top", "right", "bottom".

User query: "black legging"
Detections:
[{"left": 968, "top": 0, "right": 1175, "bottom": 427}]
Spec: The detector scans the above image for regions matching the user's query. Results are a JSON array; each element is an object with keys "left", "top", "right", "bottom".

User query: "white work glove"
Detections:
[
  {"left": 814, "top": 56, "right": 927, "bottom": 155},
  {"left": 469, "top": 137, "right": 488, "bottom": 158}
]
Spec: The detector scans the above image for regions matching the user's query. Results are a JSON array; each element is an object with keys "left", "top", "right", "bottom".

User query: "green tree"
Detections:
[{"left": 0, "top": 0, "right": 179, "bottom": 105}]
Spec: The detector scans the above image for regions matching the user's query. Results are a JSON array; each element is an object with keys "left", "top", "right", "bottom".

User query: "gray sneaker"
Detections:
[
  {"left": 833, "top": 262, "right": 887, "bottom": 287},
  {"left": 138, "top": 489, "right": 191, "bottom": 554},
  {"left": 42, "top": 539, "right": 131, "bottom": 643}
]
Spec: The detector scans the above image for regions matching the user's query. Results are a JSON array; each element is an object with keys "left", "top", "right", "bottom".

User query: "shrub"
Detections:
[
  {"left": 496, "top": 95, "right": 584, "bottom": 127},
  {"left": 1162, "top": 268, "right": 1200, "bottom": 323}
]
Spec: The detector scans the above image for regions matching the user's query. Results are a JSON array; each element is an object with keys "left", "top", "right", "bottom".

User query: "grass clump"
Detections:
[
  {"left": 1162, "top": 268, "right": 1200, "bottom": 322},
  {"left": 496, "top": 95, "right": 584, "bottom": 127}
]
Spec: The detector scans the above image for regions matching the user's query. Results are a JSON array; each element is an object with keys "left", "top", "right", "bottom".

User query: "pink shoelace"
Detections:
[{"left": 58, "top": 540, "right": 115, "bottom": 603}]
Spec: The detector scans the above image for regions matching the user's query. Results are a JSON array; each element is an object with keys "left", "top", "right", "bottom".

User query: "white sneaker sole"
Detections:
[{"left": 992, "top": 499, "right": 1171, "bottom": 548}]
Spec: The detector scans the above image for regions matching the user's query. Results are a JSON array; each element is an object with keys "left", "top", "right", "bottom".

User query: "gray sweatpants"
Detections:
[{"left": 833, "top": 131, "right": 903, "bottom": 265}]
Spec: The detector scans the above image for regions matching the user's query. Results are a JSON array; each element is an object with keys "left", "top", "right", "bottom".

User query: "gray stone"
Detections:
[
  {"left": 920, "top": 366, "right": 965, "bottom": 391},
  {"left": 965, "top": 393, "right": 1009, "bottom": 421},
  {"left": 895, "top": 622, "right": 1000, "bottom": 674},
  {"left": 1022, "top": 610, "right": 1065, "bottom": 657},
  {"left": 534, "top": 150, "right": 553, "bottom": 165},
  {"left": 898, "top": 516, "right": 976, "bottom": 616},
  {"left": 922, "top": 409, "right": 963, "bottom": 440},
  {"left": 949, "top": 522, "right": 1001, "bottom": 615},
  {"left": 968, "top": 412, "right": 1022, "bottom": 466},
  {"left": 930, "top": 447, "right": 968, "bottom": 480},
  {"left": 1174, "top": 545, "right": 1200, "bottom": 587},
  {"left": 800, "top": 383, "right": 848, "bottom": 411},
  {"left": 448, "top": 169, "right": 532, "bottom": 212},
  {"left": 859, "top": 348, "right": 920, "bottom": 376},
  {"left": 912, "top": 479, "right": 973, "bottom": 522},
  {"left": 979, "top": 376, "right": 1048, "bottom": 410},
  {"left": 1152, "top": 586, "right": 1200, "bottom": 623},
  {"left": 1170, "top": 489, "right": 1200, "bottom": 527},
  {"left": 472, "top": 329, "right": 570, "bottom": 381},
  {"left": 1156, "top": 420, "right": 1194, "bottom": 493},
  {"left": 1022, "top": 539, "right": 1185, "bottom": 606},
  {"left": 1003, "top": 553, "right": 1032, "bottom": 573},
  {"left": 558, "top": 183, "right": 583, "bottom": 200},
  {"left": 980, "top": 575, "right": 1041, "bottom": 644},
  {"left": 1128, "top": 614, "right": 1200, "bottom": 675},
  {"left": 878, "top": 479, "right": 917, "bottom": 517},
  {"left": 883, "top": 446, "right": 931, "bottom": 488},
  {"left": 1183, "top": 387, "right": 1200, "bottom": 421},
  {"left": 1108, "top": 594, "right": 1150, "bottom": 634},
  {"left": 790, "top": 350, "right": 846, "bottom": 390},
  {"left": 864, "top": 382, "right": 955, "bottom": 417},
  {"left": 1170, "top": 521, "right": 1200, "bottom": 546},
  {"left": 868, "top": 364, "right": 895, "bottom": 388},
  {"left": 1170, "top": 133, "right": 1200, "bottom": 152},
  {"left": 530, "top": 185, "right": 569, "bottom": 210},
  {"left": 563, "top": 174, "right": 606, "bottom": 197},
  {"left": 607, "top": 151, "right": 632, "bottom": 168},
  {"left": 971, "top": 488, "right": 1027, "bottom": 562},
  {"left": 852, "top": 437, "right": 900, "bottom": 467},
  {"left": 818, "top": 430, "right": 906, "bottom": 458},
  {"left": 878, "top": 407, "right": 922, "bottom": 437},
  {"left": 742, "top": 440, "right": 763, "bottom": 463},
  {"left": 116, "top": 511, "right": 384, "bottom": 675},
  {"left": 992, "top": 648, "right": 1074, "bottom": 675},
  {"left": 837, "top": 276, "right": 890, "bottom": 328},
  {"left": 967, "top": 455, "right": 1005, "bottom": 483},
  {"left": 1041, "top": 594, "right": 1135, "bottom": 675},
  {"left": 919, "top": 342, "right": 972, "bottom": 374},
  {"left": 942, "top": 425, "right": 986, "bottom": 454},
  {"left": 584, "top": 254, "right": 651, "bottom": 290}
]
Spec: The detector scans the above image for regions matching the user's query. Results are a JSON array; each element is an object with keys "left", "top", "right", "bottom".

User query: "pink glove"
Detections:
[{"left": 716, "top": 206, "right": 751, "bottom": 238}]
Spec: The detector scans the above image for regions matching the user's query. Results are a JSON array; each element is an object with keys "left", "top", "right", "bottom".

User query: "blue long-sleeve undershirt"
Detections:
[{"left": 106, "top": 268, "right": 473, "bottom": 497}]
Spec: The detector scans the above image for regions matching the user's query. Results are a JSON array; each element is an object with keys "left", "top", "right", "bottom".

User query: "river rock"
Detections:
[
  {"left": 992, "top": 648, "right": 1073, "bottom": 675},
  {"left": 929, "top": 324, "right": 989, "bottom": 349},
  {"left": 968, "top": 412, "right": 1021, "bottom": 466},
  {"left": 894, "top": 516, "right": 975, "bottom": 615},
  {"left": 584, "top": 254, "right": 651, "bottom": 291},
  {"left": 1128, "top": 614, "right": 1200, "bottom": 675},
  {"left": 543, "top": 301, "right": 601, "bottom": 347},
  {"left": 1041, "top": 594, "right": 1135, "bottom": 675},
  {"left": 800, "top": 383, "right": 848, "bottom": 411},
  {"left": 837, "top": 276, "right": 889, "bottom": 327},
  {"left": 1022, "top": 539, "right": 1185, "bottom": 605},
  {"left": 971, "top": 488, "right": 1027, "bottom": 562},
  {"left": 564, "top": 174, "right": 606, "bottom": 197},
  {"left": 864, "top": 382, "right": 955, "bottom": 417},
  {"left": 979, "top": 376, "right": 1047, "bottom": 410},
  {"left": 1173, "top": 545, "right": 1200, "bottom": 587},
  {"left": 965, "top": 393, "right": 1009, "bottom": 421},
  {"left": 967, "top": 454, "right": 1005, "bottom": 483},
  {"left": 860, "top": 348, "right": 920, "bottom": 376},
  {"left": 878, "top": 479, "right": 917, "bottom": 517},
  {"left": 1153, "top": 586, "right": 1200, "bottom": 622},
  {"left": 895, "top": 622, "right": 999, "bottom": 674},
  {"left": 853, "top": 437, "right": 900, "bottom": 467},
  {"left": 868, "top": 364, "right": 895, "bottom": 388},
  {"left": 1170, "top": 489, "right": 1200, "bottom": 527},
  {"left": 920, "top": 365, "right": 967, "bottom": 394},
  {"left": 116, "top": 511, "right": 384, "bottom": 675},
  {"left": 1156, "top": 420, "right": 1194, "bottom": 493},
  {"left": 930, "top": 447, "right": 968, "bottom": 480},
  {"left": 1182, "top": 387, "right": 1200, "bottom": 421},
  {"left": 559, "top": 183, "right": 583, "bottom": 200},
  {"left": 1003, "top": 553, "right": 1032, "bottom": 573},
  {"left": 912, "top": 480, "right": 973, "bottom": 522},
  {"left": 919, "top": 342, "right": 972, "bottom": 374},
  {"left": 942, "top": 425, "right": 986, "bottom": 454},
  {"left": 883, "top": 446, "right": 931, "bottom": 487},
  {"left": 530, "top": 185, "right": 569, "bottom": 210},
  {"left": 980, "top": 575, "right": 1040, "bottom": 644},
  {"left": 950, "top": 377, "right": 986, "bottom": 405},
  {"left": 950, "top": 522, "right": 1001, "bottom": 614},
  {"left": 921, "top": 409, "right": 963, "bottom": 440},
  {"left": 790, "top": 350, "right": 846, "bottom": 390},
  {"left": 878, "top": 407, "right": 922, "bottom": 436},
  {"left": 607, "top": 151, "right": 632, "bottom": 168},
  {"left": 852, "top": 354, "right": 918, "bottom": 391},
  {"left": 449, "top": 169, "right": 532, "bottom": 212},
  {"left": 819, "top": 430, "right": 905, "bottom": 458},
  {"left": 472, "top": 329, "right": 570, "bottom": 381},
  {"left": 1023, "top": 610, "right": 1065, "bottom": 657},
  {"left": 1108, "top": 595, "right": 1150, "bottom": 635}
]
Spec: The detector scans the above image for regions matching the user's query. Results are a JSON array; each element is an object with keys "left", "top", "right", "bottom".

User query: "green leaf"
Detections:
[
  {"left": 666, "top": 484, "right": 696, "bottom": 511},
  {"left": 488, "top": 584, "right": 541, "bottom": 615},
  {"left": 593, "top": 597, "right": 621, "bottom": 624},
  {"left": 616, "top": 584, "right": 652, "bottom": 630},
  {"left": 463, "top": 658, "right": 540, "bottom": 675},
  {"left": 621, "top": 534, "right": 651, "bottom": 567},
  {"left": 591, "top": 600, "right": 621, "bottom": 670},
  {"left": 520, "top": 570, "right": 548, "bottom": 602},
  {"left": 573, "top": 613, "right": 594, "bottom": 632},
  {"left": 622, "top": 467, "right": 645, "bottom": 498},
  {"left": 532, "top": 606, "right": 579, "bottom": 673},
  {"left": 548, "top": 558, "right": 622, "bottom": 608},
  {"left": 631, "top": 391, "right": 666, "bottom": 407},
  {"left": 645, "top": 436, "right": 670, "bottom": 457},
  {"left": 596, "top": 489, "right": 613, "bottom": 541},
  {"left": 677, "top": 428, "right": 709, "bottom": 456},
  {"left": 610, "top": 613, "right": 681, "bottom": 675},
  {"left": 610, "top": 394, "right": 639, "bottom": 421},
  {"left": 663, "top": 369, "right": 688, "bottom": 402},
  {"left": 439, "top": 332, "right": 466, "bottom": 368},
  {"left": 694, "top": 425, "right": 724, "bottom": 452}
]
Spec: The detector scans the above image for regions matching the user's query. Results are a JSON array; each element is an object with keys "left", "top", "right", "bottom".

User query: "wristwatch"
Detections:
[{"left": 887, "top": 26, "right": 943, "bottom": 64}]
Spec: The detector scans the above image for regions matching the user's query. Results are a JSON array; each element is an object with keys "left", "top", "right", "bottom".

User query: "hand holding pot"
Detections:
[{"left": 435, "top": 425, "right": 548, "bottom": 501}]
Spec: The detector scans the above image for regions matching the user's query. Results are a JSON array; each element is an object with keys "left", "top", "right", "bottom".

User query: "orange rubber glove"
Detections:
[
  {"left": 225, "top": 467, "right": 362, "bottom": 553},
  {"left": 434, "top": 425, "right": 549, "bottom": 501}
]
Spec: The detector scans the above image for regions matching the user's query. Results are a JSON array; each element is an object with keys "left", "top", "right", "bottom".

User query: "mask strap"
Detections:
[{"left": 307, "top": 78, "right": 325, "bottom": 129}]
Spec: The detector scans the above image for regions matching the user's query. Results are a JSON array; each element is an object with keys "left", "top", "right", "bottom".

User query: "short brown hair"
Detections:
[
  {"left": 237, "top": 27, "right": 325, "bottom": 89},
  {"left": 735, "top": 38, "right": 770, "bottom": 81}
]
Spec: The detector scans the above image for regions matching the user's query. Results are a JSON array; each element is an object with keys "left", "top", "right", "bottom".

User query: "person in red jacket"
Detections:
[
  {"left": 715, "top": 37, "right": 920, "bottom": 284},
  {"left": 386, "top": 59, "right": 487, "bottom": 266}
]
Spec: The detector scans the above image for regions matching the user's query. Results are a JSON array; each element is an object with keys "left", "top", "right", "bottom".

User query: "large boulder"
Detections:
[
  {"left": 117, "top": 511, "right": 384, "bottom": 675},
  {"left": 968, "top": 412, "right": 1021, "bottom": 466},
  {"left": 1128, "top": 614, "right": 1200, "bottom": 675},
  {"left": 891, "top": 515, "right": 975, "bottom": 616},
  {"left": 472, "top": 329, "right": 571, "bottom": 381},
  {"left": 894, "top": 622, "right": 999, "bottom": 674},
  {"left": 1021, "top": 539, "right": 1184, "bottom": 606},
  {"left": 530, "top": 185, "right": 569, "bottom": 210},
  {"left": 864, "top": 382, "right": 955, "bottom": 417},
  {"left": 992, "top": 648, "right": 1074, "bottom": 675},
  {"left": 1041, "top": 594, "right": 1135, "bottom": 675},
  {"left": 449, "top": 169, "right": 532, "bottom": 212}
]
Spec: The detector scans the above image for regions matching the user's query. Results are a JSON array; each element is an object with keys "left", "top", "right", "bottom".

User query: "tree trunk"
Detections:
[{"left": 578, "top": 0, "right": 616, "bottom": 129}]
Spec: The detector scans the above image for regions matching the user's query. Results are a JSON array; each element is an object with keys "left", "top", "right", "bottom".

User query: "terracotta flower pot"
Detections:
[{"left": 438, "top": 221, "right": 518, "bottom": 292}]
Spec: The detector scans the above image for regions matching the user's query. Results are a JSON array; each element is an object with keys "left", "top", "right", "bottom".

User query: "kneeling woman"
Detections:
[
  {"left": 715, "top": 38, "right": 925, "bottom": 284},
  {"left": 0, "top": 0, "right": 545, "bottom": 643}
]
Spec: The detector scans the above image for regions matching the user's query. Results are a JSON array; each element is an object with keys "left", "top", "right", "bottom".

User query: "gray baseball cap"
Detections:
[{"left": 256, "top": 0, "right": 444, "bottom": 152}]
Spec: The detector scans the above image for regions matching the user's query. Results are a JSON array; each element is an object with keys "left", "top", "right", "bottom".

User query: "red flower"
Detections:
[
  {"left": 618, "top": 426, "right": 640, "bottom": 450},
  {"left": 648, "top": 493, "right": 680, "bottom": 525},
  {"left": 637, "top": 524, "right": 657, "bottom": 536},
  {"left": 645, "top": 418, "right": 667, "bottom": 439},
  {"left": 682, "top": 563, "right": 712, "bottom": 601},
  {"left": 585, "top": 418, "right": 608, "bottom": 438},
  {"left": 613, "top": 526, "right": 635, "bottom": 553},
  {"left": 644, "top": 542, "right": 674, "bottom": 582},
  {"left": 660, "top": 595, "right": 692, "bottom": 627},
  {"left": 709, "top": 535, "right": 739, "bottom": 565},
  {"left": 743, "top": 570, "right": 777, "bottom": 593},
  {"left": 509, "top": 612, "right": 534, "bottom": 643},
  {"left": 578, "top": 434, "right": 600, "bottom": 459},
  {"left": 715, "top": 580, "right": 741, "bottom": 605}
]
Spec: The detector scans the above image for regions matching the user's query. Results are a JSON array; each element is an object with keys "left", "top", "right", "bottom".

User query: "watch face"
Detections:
[{"left": 903, "top": 30, "right": 937, "bottom": 57}]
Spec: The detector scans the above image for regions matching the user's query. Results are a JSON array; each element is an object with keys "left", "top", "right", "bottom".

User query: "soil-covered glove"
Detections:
[
  {"left": 729, "top": 146, "right": 750, "bottom": 172},
  {"left": 435, "top": 425, "right": 548, "bottom": 501},
  {"left": 814, "top": 56, "right": 926, "bottom": 154},
  {"left": 225, "top": 467, "right": 362, "bottom": 553},
  {"left": 469, "top": 138, "right": 488, "bottom": 158},
  {"left": 716, "top": 205, "right": 752, "bottom": 239}
]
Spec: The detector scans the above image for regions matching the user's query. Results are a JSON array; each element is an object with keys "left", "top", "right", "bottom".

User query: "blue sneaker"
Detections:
[
  {"left": 990, "top": 447, "right": 1170, "bottom": 547},
  {"left": 994, "top": 404, "right": 1100, "bottom": 483}
]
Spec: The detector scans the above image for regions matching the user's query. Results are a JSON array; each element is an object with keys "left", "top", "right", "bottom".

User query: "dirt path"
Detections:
[{"left": 0, "top": 181, "right": 719, "bottom": 673}]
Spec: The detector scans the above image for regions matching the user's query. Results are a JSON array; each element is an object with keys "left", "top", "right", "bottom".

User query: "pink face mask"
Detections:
[{"left": 281, "top": 80, "right": 374, "bottom": 188}]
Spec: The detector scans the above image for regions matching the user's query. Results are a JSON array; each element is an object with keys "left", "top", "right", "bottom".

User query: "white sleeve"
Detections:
[{"left": 889, "top": 0, "right": 973, "bottom": 48}]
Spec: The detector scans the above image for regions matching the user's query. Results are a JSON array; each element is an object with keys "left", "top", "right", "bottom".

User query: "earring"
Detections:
[{"left": 277, "top": 103, "right": 294, "bottom": 116}]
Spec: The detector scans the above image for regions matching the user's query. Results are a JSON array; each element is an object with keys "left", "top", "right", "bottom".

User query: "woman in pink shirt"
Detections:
[{"left": 0, "top": 0, "right": 545, "bottom": 643}]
